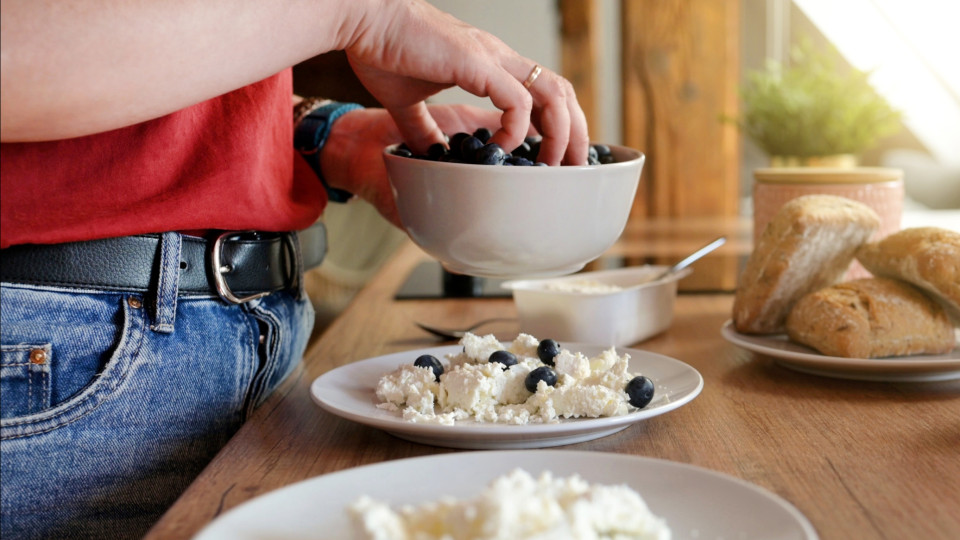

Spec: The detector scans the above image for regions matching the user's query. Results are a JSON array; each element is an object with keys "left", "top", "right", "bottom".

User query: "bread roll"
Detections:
[
  {"left": 733, "top": 195, "right": 880, "bottom": 334},
  {"left": 856, "top": 227, "right": 960, "bottom": 323},
  {"left": 785, "top": 278, "right": 956, "bottom": 358}
]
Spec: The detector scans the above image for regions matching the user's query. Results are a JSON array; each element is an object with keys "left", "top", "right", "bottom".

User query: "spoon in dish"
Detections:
[
  {"left": 649, "top": 236, "right": 727, "bottom": 282},
  {"left": 414, "top": 237, "right": 725, "bottom": 340}
]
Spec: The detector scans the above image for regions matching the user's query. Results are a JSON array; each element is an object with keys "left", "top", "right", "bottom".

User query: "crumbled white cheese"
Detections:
[
  {"left": 375, "top": 364, "right": 438, "bottom": 416},
  {"left": 349, "top": 468, "right": 671, "bottom": 540},
  {"left": 374, "top": 333, "right": 645, "bottom": 425},
  {"left": 554, "top": 350, "right": 591, "bottom": 380}
]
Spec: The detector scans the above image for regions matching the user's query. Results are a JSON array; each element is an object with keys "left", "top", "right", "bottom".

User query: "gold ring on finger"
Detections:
[{"left": 522, "top": 64, "right": 542, "bottom": 90}]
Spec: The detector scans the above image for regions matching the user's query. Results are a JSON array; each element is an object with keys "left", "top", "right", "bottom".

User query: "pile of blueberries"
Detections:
[
  {"left": 391, "top": 128, "right": 616, "bottom": 166},
  {"left": 414, "top": 338, "right": 655, "bottom": 409}
]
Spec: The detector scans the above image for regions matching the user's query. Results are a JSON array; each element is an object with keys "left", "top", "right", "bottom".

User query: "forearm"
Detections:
[{"left": 0, "top": 0, "right": 374, "bottom": 141}]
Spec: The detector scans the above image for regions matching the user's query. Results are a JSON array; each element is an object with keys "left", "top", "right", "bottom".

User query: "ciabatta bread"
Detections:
[
  {"left": 733, "top": 195, "right": 880, "bottom": 334},
  {"left": 856, "top": 227, "right": 960, "bottom": 323},
  {"left": 785, "top": 278, "right": 956, "bottom": 358}
]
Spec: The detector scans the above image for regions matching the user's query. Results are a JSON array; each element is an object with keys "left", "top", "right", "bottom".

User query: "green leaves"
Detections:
[{"left": 738, "top": 40, "right": 901, "bottom": 158}]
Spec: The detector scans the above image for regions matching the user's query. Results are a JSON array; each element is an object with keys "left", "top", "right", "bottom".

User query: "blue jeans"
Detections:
[{"left": 0, "top": 234, "right": 314, "bottom": 539}]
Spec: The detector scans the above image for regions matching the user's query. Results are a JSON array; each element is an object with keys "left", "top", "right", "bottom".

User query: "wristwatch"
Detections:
[{"left": 294, "top": 99, "right": 364, "bottom": 203}]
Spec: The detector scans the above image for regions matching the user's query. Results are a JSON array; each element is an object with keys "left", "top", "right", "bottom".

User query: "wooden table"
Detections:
[{"left": 146, "top": 219, "right": 960, "bottom": 540}]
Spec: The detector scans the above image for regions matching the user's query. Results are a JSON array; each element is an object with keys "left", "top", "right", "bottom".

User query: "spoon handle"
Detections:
[{"left": 659, "top": 236, "right": 727, "bottom": 279}]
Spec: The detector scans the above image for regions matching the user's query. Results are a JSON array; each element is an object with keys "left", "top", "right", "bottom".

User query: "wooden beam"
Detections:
[
  {"left": 621, "top": 0, "right": 741, "bottom": 220},
  {"left": 559, "top": 0, "right": 601, "bottom": 140},
  {"left": 620, "top": 0, "right": 742, "bottom": 290}
]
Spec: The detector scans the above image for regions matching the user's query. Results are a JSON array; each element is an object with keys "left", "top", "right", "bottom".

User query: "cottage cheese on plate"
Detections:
[
  {"left": 350, "top": 468, "right": 671, "bottom": 540},
  {"left": 375, "top": 333, "right": 648, "bottom": 425}
]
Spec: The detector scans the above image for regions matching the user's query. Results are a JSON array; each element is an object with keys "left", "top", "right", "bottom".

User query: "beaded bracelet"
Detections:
[{"left": 294, "top": 99, "right": 364, "bottom": 203}]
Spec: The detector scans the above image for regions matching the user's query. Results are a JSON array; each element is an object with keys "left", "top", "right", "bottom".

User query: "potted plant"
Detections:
[
  {"left": 737, "top": 40, "right": 906, "bottom": 276},
  {"left": 738, "top": 39, "right": 901, "bottom": 167}
]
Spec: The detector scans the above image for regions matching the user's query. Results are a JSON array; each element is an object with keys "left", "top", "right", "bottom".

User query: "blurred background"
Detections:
[{"left": 295, "top": 0, "right": 960, "bottom": 335}]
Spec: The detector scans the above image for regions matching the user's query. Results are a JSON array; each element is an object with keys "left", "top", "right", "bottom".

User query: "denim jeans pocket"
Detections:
[
  {"left": 2, "top": 282, "right": 311, "bottom": 539},
  {"left": 0, "top": 344, "right": 53, "bottom": 418},
  {"left": 0, "top": 284, "right": 146, "bottom": 439}
]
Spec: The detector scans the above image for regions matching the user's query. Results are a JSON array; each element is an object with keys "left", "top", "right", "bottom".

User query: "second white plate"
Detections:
[
  {"left": 721, "top": 320, "right": 960, "bottom": 382},
  {"left": 310, "top": 344, "right": 703, "bottom": 449},
  {"left": 193, "top": 450, "right": 818, "bottom": 540}
]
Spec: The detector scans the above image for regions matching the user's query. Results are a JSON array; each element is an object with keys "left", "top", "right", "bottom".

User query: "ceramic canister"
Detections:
[{"left": 752, "top": 167, "right": 904, "bottom": 278}]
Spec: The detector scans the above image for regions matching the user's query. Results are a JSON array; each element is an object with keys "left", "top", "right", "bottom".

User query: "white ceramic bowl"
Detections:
[
  {"left": 383, "top": 144, "right": 645, "bottom": 278},
  {"left": 501, "top": 265, "right": 691, "bottom": 347}
]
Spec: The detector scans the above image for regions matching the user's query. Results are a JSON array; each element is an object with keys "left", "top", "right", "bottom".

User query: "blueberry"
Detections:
[
  {"left": 488, "top": 350, "right": 518, "bottom": 369},
  {"left": 536, "top": 339, "right": 561, "bottom": 366},
  {"left": 474, "top": 143, "right": 506, "bottom": 165},
  {"left": 526, "top": 138, "right": 542, "bottom": 161},
  {"left": 448, "top": 132, "right": 471, "bottom": 159},
  {"left": 512, "top": 141, "right": 532, "bottom": 159},
  {"left": 393, "top": 147, "right": 413, "bottom": 158},
  {"left": 427, "top": 142, "right": 448, "bottom": 160},
  {"left": 506, "top": 155, "right": 534, "bottom": 166},
  {"left": 625, "top": 376, "right": 655, "bottom": 408},
  {"left": 593, "top": 144, "right": 614, "bottom": 164},
  {"left": 413, "top": 354, "right": 444, "bottom": 381},
  {"left": 588, "top": 145, "right": 599, "bottom": 163},
  {"left": 460, "top": 136, "right": 484, "bottom": 161},
  {"left": 525, "top": 366, "right": 558, "bottom": 393},
  {"left": 473, "top": 127, "right": 493, "bottom": 144}
]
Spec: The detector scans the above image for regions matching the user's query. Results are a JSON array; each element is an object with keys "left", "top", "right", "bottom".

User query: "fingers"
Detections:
[
  {"left": 444, "top": 63, "right": 533, "bottom": 156},
  {"left": 501, "top": 60, "right": 589, "bottom": 166},
  {"left": 382, "top": 62, "right": 589, "bottom": 166},
  {"left": 426, "top": 103, "right": 503, "bottom": 135},
  {"left": 384, "top": 101, "right": 447, "bottom": 155},
  {"left": 526, "top": 73, "right": 571, "bottom": 166},
  {"left": 561, "top": 87, "right": 590, "bottom": 165},
  {"left": 346, "top": 0, "right": 589, "bottom": 165}
]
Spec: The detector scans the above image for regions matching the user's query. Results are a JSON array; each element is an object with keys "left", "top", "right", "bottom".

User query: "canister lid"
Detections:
[{"left": 753, "top": 167, "right": 904, "bottom": 184}]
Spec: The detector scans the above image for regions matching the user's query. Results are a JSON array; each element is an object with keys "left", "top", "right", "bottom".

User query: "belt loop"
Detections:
[
  {"left": 287, "top": 231, "right": 306, "bottom": 300},
  {"left": 151, "top": 232, "right": 182, "bottom": 333}
]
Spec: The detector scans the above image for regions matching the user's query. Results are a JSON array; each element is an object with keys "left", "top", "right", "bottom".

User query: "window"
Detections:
[{"left": 793, "top": 0, "right": 960, "bottom": 165}]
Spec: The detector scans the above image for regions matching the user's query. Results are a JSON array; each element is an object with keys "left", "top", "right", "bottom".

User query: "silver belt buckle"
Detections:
[{"left": 210, "top": 231, "right": 272, "bottom": 304}]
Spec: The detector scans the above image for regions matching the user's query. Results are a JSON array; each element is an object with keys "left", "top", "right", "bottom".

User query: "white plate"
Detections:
[
  {"left": 310, "top": 344, "right": 703, "bottom": 449},
  {"left": 721, "top": 320, "right": 960, "bottom": 382},
  {"left": 193, "top": 450, "right": 818, "bottom": 540}
]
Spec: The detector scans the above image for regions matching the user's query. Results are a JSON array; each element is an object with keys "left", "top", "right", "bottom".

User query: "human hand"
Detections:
[
  {"left": 319, "top": 104, "right": 512, "bottom": 227},
  {"left": 343, "top": 0, "right": 588, "bottom": 166}
]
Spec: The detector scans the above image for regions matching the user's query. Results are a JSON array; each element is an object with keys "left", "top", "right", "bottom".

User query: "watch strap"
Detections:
[{"left": 294, "top": 101, "right": 364, "bottom": 203}]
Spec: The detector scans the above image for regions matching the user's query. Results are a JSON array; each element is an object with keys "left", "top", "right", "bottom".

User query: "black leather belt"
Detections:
[{"left": 0, "top": 223, "right": 327, "bottom": 303}]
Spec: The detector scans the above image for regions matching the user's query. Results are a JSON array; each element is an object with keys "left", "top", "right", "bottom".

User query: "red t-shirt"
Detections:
[{"left": 0, "top": 69, "right": 326, "bottom": 249}]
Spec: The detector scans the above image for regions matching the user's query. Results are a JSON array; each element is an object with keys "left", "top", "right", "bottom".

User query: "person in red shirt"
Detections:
[{"left": 0, "top": 1, "right": 588, "bottom": 538}]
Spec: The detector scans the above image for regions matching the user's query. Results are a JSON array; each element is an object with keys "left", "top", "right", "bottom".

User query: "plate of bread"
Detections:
[{"left": 725, "top": 195, "right": 959, "bottom": 382}]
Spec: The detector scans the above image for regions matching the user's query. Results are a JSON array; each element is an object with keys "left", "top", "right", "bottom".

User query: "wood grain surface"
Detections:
[
  {"left": 620, "top": 0, "right": 741, "bottom": 221},
  {"left": 559, "top": 0, "right": 601, "bottom": 139},
  {"left": 145, "top": 223, "right": 960, "bottom": 540}
]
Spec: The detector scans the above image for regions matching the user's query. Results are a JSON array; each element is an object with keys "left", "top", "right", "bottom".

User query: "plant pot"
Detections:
[
  {"left": 769, "top": 154, "right": 858, "bottom": 168},
  {"left": 752, "top": 166, "right": 904, "bottom": 279}
]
